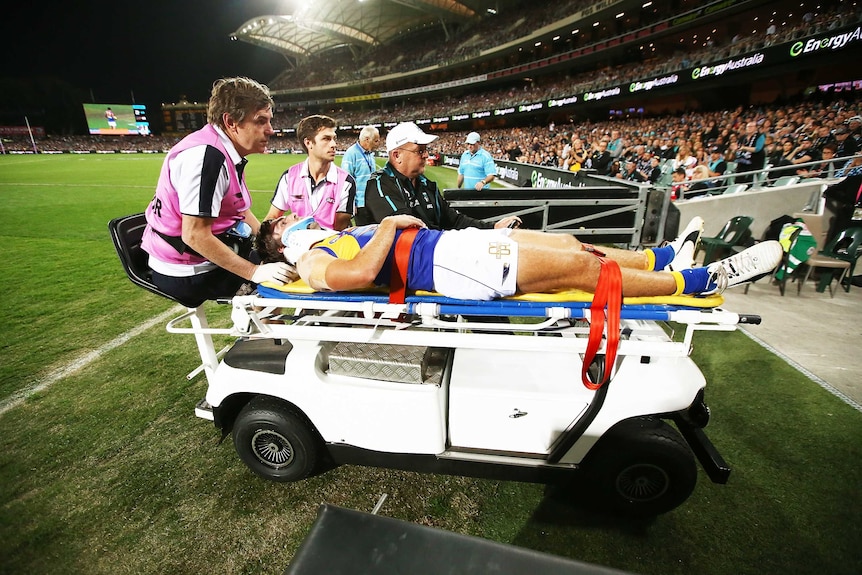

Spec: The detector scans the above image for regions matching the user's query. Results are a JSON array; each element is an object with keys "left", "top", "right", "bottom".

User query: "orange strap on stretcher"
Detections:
[
  {"left": 390, "top": 227, "right": 419, "bottom": 304},
  {"left": 581, "top": 256, "right": 622, "bottom": 390}
]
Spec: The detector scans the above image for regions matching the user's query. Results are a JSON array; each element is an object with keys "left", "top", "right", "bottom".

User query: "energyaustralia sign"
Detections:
[
  {"left": 691, "top": 53, "right": 765, "bottom": 80},
  {"left": 790, "top": 26, "right": 862, "bottom": 57}
]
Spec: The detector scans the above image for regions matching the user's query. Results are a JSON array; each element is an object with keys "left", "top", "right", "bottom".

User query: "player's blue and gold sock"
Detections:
[
  {"left": 645, "top": 245, "right": 675, "bottom": 271},
  {"left": 671, "top": 268, "right": 711, "bottom": 295}
]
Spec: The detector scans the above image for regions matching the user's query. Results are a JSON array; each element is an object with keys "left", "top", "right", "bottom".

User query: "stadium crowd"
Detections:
[
  {"left": 6, "top": 97, "right": 860, "bottom": 191},
  {"left": 266, "top": 5, "right": 859, "bottom": 132},
  {"left": 269, "top": 0, "right": 856, "bottom": 92},
  {"left": 3, "top": 1, "right": 860, "bottom": 200},
  {"left": 270, "top": 0, "right": 595, "bottom": 90}
]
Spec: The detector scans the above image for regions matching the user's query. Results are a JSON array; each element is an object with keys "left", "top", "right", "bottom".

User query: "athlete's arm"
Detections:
[{"left": 298, "top": 215, "right": 426, "bottom": 291}]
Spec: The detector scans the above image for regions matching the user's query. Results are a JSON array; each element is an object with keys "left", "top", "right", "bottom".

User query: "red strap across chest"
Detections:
[{"left": 390, "top": 227, "right": 419, "bottom": 304}]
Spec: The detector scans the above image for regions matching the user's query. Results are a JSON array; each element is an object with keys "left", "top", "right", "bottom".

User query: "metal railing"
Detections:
[{"left": 653, "top": 153, "right": 855, "bottom": 200}]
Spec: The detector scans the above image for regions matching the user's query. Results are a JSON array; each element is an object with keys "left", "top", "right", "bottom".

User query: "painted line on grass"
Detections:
[
  {"left": 740, "top": 328, "right": 862, "bottom": 413},
  {"left": 0, "top": 307, "right": 182, "bottom": 417}
]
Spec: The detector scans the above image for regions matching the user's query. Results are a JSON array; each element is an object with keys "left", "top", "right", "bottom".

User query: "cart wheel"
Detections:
[
  {"left": 232, "top": 397, "right": 320, "bottom": 482},
  {"left": 581, "top": 417, "right": 697, "bottom": 516}
]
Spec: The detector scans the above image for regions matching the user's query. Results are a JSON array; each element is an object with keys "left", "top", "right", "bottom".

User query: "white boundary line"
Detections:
[
  {"left": 0, "top": 307, "right": 182, "bottom": 417},
  {"left": 739, "top": 327, "right": 862, "bottom": 413}
]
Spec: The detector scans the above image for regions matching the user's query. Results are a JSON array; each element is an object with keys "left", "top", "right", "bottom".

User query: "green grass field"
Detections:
[{"left": 0, "top": 154, "right": 861, "bottom": 575}]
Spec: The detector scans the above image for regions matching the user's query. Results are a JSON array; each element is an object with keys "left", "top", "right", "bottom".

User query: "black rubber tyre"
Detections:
[
  {"left": 580, "top": 417, "right": 697, "bottom": 516},
  {"left": 232, "top": 396, "right": 320, "bottom": 482}
]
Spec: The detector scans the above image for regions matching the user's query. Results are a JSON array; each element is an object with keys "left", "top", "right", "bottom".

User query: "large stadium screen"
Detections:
[{"left": 82, "top": 103, "right": 150, "bottom": 135}]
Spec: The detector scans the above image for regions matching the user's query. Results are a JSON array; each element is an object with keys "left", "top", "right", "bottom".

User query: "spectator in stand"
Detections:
[
  {"left": 140, "top": 76, "right": 289, "bottom": 307},
  {"left": 834, "top": 126, "right": 859, "bottom": 159},
  {"left": 358, "top": 122, "right": 519, "bottom": 229},
  {"left": 505, "top": 139, "right": 522, "bottom": 162},
  {"left": 266, "top": 115, "right": 356, "bottom": 231},
  {"left": 771, "top": 138, "right": 798, "bottom": 179},
  {"left": 812, "top": 123, "right": 835, "bottom": 155},
  {"left": 342, "top": 125, "right": 381, "bottom": 216},
  {"left": 647, "top": 156, "right": 663, "bottom": 184},
  {"left": 789, "top": 136, "right": 818, "bottom": 172},
  {"left": 659, "top": 137, "right": 677, "bottom": 160},
  {"left": 633, "top": 146, "right": 652, "bottom": 172},
  {"left": 797, "top": 142, "right": 838, "bottom": 179},
  {"left": 457, "top": 132, "right": 498, "bottom": 190},
  {"left": 607, "top": 129, "right": 625, "bottom": 159},
  {"left": 587, "top": 139, "right": 612, "bottom": 175},
  {"left": 766, "top": 135, "right": 786, "bottom": 167},
  {"left": 564, "top": 138, "right": 587, "bottom": 171},
  {"left": 731, "top": 121, "right": 766, "bottom": 184},
  {"left": 672, "top": 144, "right": 697, "bottom": 177},
  {"left": 686, "top": 165, "right": 715, "bottom": 198},
  {"left": 702, "top": 119, "right": 719, "bottom": 143},
  {"left": 834, "top": 151, "right": 862, "bottom": 178},
  {"left": 542, "top": 146, "right": 560, "bottom": 168},
  {"left": 845, "top": 115, "right": 862, "bottom": 146},
  {"left": 530, "top": 136, "right": 542, "bottom": 153},
  {"left": 559, "top": 137, "right": 571, "bottom": 164},
  {"left": 618, "top": 159, "right": 648, "bottom": 183},
  {"left": 707, "top": 145, "right": 728, "bottom": 180},
  {"left": 670, "top": 167, "right": 688, "bottom": 200},
  {"left": 607, "top": 159, "right": 623, "bottom": 179},
  {"left": 790, "top": 136, "right": 820, "bottom": 179}
]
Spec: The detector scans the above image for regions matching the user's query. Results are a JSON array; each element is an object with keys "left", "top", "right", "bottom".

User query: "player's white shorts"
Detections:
[{"left": 432, "top": 228, "right": 518, "bottom": 300}]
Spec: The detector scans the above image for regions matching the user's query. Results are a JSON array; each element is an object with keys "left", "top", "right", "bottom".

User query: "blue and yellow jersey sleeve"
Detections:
[{"left": 310, "top": 225, "right": 393, "bottom": 287}]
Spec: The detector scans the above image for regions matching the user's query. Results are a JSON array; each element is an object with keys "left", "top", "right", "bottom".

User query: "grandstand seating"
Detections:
[{"left": 5, "top": 0, "right": 860, "bottom": 202}]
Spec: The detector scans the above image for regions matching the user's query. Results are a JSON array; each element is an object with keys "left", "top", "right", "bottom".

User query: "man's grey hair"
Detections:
[{"left": 359, "top": 125, "right": 379, "bottom": 142}]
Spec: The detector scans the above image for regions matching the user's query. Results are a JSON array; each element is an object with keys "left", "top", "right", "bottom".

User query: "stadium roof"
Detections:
[{"left": 230, "top": 0, "right": 518, "bottom": 62}]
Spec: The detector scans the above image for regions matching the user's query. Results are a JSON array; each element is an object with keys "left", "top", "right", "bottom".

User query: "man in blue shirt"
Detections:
[
  {"left": 457, "top": 132, "right": 497, "bottom": 190},
  {"left": 342, "top": 125, "right": 381, "bottom": 213}
]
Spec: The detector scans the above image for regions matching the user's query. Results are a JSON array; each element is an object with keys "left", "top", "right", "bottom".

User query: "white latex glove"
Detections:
[{"left": 251, "top": 262, "right": 292, "bottom": 286}]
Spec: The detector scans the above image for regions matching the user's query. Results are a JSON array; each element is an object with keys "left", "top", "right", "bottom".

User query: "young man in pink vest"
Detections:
[
  {"left": 142, "top": 77, "right": 293, "bottom": 307},
  {"left": 266, "top": 115, "right": 356, "bottom": 231}
]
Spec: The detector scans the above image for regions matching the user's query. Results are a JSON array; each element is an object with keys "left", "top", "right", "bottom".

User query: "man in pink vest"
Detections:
[
  {"left": 265, "top": 115, "right": 356, "bottom": 231},
  {"left": 141, "top": 77, "right": 292, "bottom": 307}
]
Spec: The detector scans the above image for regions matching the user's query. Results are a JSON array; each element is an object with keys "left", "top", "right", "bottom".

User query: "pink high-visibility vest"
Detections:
[
  {"left": 275, "top": 161, "right": 351, "bottom": 229},
  {"left": 142, "top": 124, "right": 249, "bottom": 265}
]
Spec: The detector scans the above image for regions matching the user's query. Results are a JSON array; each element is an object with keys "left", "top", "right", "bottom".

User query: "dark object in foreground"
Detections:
[{"left": 285, "top": 504, "right": 636, "bottom": 575}]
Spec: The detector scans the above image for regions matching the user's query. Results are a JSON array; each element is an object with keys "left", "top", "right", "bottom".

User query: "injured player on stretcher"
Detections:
[{"left": 254, "top": 213, "right": 782, "bottom": 300}]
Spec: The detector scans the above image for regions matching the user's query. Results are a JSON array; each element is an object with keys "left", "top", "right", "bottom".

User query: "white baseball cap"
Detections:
[
  {"left": 386, "top": 122, "right": 438, "bottom": 152},
  {"left": 465, "top": 132, "right": 481, "bottom": 144}
]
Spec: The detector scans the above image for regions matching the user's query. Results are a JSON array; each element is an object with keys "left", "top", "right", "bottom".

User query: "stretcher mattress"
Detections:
[{"left": 256, "top": 280, "right": 724, "bottom": 321}]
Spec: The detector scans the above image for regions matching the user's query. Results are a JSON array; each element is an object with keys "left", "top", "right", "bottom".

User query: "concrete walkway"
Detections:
[{"left": 719, "top": 273, "right": 862, "bottom": 410}]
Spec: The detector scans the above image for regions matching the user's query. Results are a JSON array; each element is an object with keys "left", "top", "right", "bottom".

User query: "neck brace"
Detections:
[{"left": 281, "top": 218, "right": 335, "bottom": 264}]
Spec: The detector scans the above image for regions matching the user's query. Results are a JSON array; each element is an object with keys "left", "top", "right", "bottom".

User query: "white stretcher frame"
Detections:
[{"left": 166, "top": 290, "right": 759, "bottom": 388}]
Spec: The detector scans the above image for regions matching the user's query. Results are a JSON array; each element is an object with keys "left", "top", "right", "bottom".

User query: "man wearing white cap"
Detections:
[
  {"left": 357, "top": 122, "right": 518, "bottom": 230},
  {"left": 457, "top": 131, "right": 497, "bottom": 191}
]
